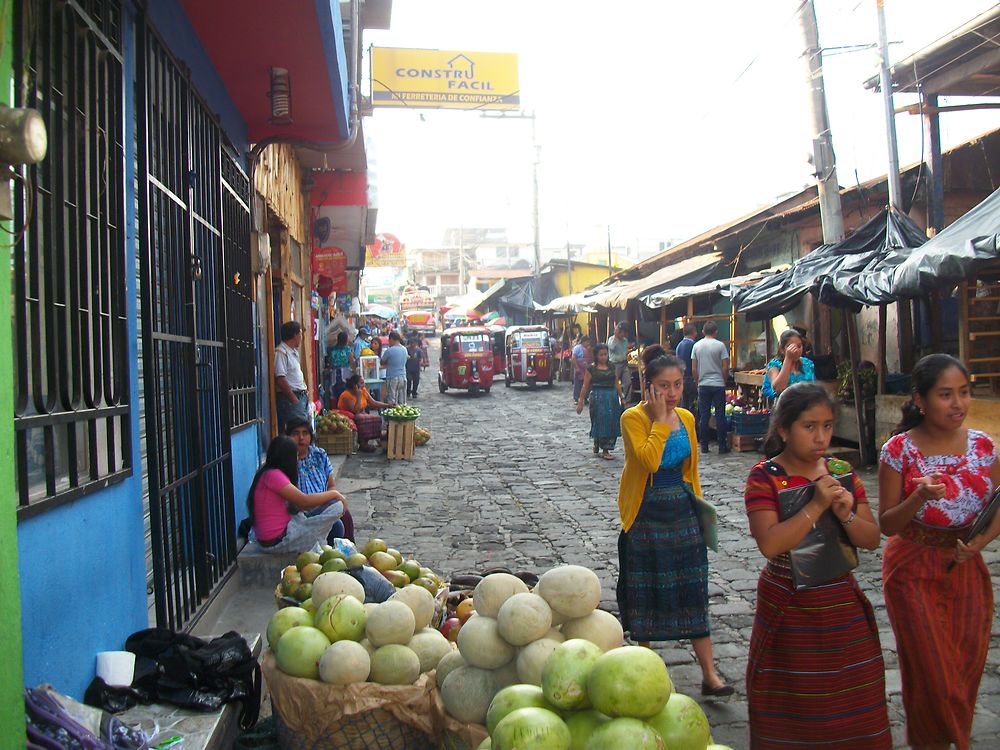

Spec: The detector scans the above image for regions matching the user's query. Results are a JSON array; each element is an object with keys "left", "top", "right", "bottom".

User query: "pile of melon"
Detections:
[
  {"left": 438, "top": 565, "right": 734, "bottom": 750},
  {"left": 268, "top": 571, "right": 452, "bottom": 685}
]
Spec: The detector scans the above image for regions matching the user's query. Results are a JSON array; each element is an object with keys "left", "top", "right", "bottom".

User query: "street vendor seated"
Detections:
[
  {"left": 338, "top": 374, "right": 394, "bottom": 452},
  {"left": 247, "top": 436, "right": 346, "bottom": 551},
  {"left": 762, "top": 328, "right": 815, "bottom": 400},
  {"left": 285, "top": 416, "right": 354, "bottom": 541}
]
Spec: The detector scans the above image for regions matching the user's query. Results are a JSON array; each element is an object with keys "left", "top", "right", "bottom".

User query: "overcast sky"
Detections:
[{"left": 363, "top": 1, "right": 999, "bottom": 253}]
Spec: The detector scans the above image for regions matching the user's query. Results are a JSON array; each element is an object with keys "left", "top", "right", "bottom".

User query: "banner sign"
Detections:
[
  {"left": 313, "top": 246, "right": 348, "bottom": 294},
  {"left": 372, "top": 48, "right": 519, "bottom": 111},
  {"left": 365, "top": 233, "right": 407, "bottom": 268}
]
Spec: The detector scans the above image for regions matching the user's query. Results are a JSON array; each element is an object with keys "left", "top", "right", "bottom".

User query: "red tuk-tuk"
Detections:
[
  {"left": 438, "top": 326, "right": 495, "bottom": 394},
  {"left": 505, "top": 325, "right": 554, "bottom": 387},
  {"left": 489, "top": 325, "right": 507, "bottom": 380}
]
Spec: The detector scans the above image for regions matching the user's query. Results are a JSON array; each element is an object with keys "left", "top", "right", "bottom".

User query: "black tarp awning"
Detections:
[
  {"left": 731, "top": 208, "right": 928, "bottom": 319},
  {"left": 890, "top": 186, "right": 1000, "bottom": 297}
]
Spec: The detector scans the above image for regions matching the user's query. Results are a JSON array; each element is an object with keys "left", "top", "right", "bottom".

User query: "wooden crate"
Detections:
[
  {"left": 387, "top": 420, "right": 416, "bottom": 460},
  {"left": 729, "top": 433, "right": 764, "bottom": 453},
  {"left": 315, "top": 430, "right": 355, "bottom": 455}
]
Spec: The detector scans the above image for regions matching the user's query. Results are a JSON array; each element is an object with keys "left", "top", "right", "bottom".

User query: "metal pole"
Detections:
[
  {"left": 532, "top": 112, "right": 541, "bottom": 279},
  {"left": 607, "top": 225, "right": 613, "bottom": 279},
  {"left": 458, "top": 224, "right": 465, "bottom": 296},
  {"left": 798, "top": 0, "right": 845, "bottom": 243},
  {"left": 566, "top": 239, "right": 573, "bottom": 296},
  {"left": 876, "top": 0, "right": 902, "bottom": 209}
]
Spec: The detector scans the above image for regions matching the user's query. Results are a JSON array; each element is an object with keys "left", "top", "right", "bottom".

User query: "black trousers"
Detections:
[{"left": 406, "top": 368, "right": 420, "bottom": 395}]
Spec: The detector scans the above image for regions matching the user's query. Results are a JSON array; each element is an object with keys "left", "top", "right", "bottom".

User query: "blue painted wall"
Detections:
[{"left": 17, "top": 0, "right": 258, "bottom": 699}]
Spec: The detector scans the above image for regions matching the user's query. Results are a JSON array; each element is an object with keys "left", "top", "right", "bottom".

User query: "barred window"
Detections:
[
  {"left": 13, "top": 0, "right": 131, "bottom": 518},
  {"left": 222, "top": 157, "right": 256, "bottom": 430}
]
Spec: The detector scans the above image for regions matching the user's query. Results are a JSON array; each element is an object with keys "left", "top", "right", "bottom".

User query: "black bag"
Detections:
[
  {"left": 777, "top": 474, "right": 859, "bottom": 589},
  {"left": 85, "top": 629, "right": 261, "bottom": 730}
]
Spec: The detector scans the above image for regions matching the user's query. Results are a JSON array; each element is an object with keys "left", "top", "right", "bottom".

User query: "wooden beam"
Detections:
[
  {"left": 959, "top": 281, "right": 970, "bottom": 365},
  {"left": 877, "top": 304, "right": 887, "bottom": 394},
  {"left": 929, "top": 290, "right": 943, "bottom": 351},
  {"left": 660, "top": 305, "right": 667, "bottom": 347},
  {"left": 846, "top": 312, "right": 874, "bottom": 465},
  {"left": 898, "top": 300, "right": 914, "bottom": 373}
]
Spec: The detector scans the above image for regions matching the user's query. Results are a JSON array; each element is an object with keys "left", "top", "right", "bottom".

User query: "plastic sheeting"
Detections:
[
  {"left": 732, "top": 208, "right": 927, "bottom": 319},
  {"left": 890, "top": 186, "right": 1000, "bottom": 297}
]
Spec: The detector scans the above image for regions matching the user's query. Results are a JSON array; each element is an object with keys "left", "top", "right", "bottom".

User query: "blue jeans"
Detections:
[
  {"left": 276, "top": 390, "right": 309, "bottom": 432},
  {"left": 698, "top": 386, "right": 728, "bottom": 449}
]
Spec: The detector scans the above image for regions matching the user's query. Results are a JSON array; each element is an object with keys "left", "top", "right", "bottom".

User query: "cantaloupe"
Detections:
[
  {"left": 536, "top": 566, "right": 601, "bottom": 620},
  {"left": 457, "top": 615, "right": 516, "bottom": 669},
  {"left": 516, "top": 638, "right": 563, "bottom": 686},
  {"left": 369, "top": 644, "right": 421, "bottom": 685},
  {"left": 493, "top": 658, "right": 520, "bottom": 689},
  {"left": 533, "top": 590, "right": 568, "bottom": 626},
  {"left": 435, "top": 649, "right": 466, "bottom": 688},
  {"left": 318, "top": 640, "right": 371, "bottom": 685},
  {"left": 360, "top": 638, "right": 376, "bottom": 657},
  {"left": 408, "top": 628, "right": 452, "bottom": 673},
  {"left": 311, "top": 572, "right": 366, "bottom": 608},
  {"left": 390, "top": 585, "right": 436, "bottom": 630},
  {"left": 497, "top": 592, "right": 553, "bottom": 646},
  {"left": 441, "top": 666, "right": 499, "bottom": 724},
  {"left": 473, "top": 573, "right": 529, "bottom": 618},
  {"left": 544, "top": 627, "right": 566, "bottom": 643},
  {"left": 560, "top": 610, "right": 624, "bottom": 653},
  {"left": 366, "top": 600, "right": 416, "bottom": 647}
]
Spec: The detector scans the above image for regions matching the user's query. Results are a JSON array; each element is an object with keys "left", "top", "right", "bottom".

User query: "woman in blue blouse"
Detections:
[
  {"left": 762, "top": 329, "right": 815, "bottom": 400},
  {"left": 285, "top": 417, "right": 354, "bottom": 540}
]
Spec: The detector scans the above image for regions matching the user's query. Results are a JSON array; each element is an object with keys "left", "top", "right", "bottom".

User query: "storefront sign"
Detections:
[
  {"left": 365, "top": 233, "right": 407, "bottom": 268},
  {"left": 372, "top": 48, "right": 519, "bottom": 111},
  {"left": 313, "top": 246, "right": 348, "bottom": 295}
]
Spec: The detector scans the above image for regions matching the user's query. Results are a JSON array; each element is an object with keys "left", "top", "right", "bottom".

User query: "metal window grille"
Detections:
[{"left": 12, "top": 0, "right": 131, "bottom": 519}]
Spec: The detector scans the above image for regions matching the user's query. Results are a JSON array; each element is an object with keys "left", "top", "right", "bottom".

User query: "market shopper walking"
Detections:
[
  {"left": 744, "top": 383, "right": 890, "bottom": 749},
  {"left": 762, "top": 328, "right": 815, "bottom": 400},
  {"left": 382, "top": 331, "right": 409, "bottom": 405},
  {"left": 691, "top": 321, "right": 730, "bottom": 453},
  {"left": 878, "top": 354, "right": 1000, "bottom": 750},
  {"left": 615, "top": 345, "right": 732, "bottom": 696},
  {"left": 675, "top": 323, "right": 697, "bottom": 413},
  {"left": 406, "top": 339, "right": 423, "bottom": 398},
  {"left": 274, "top": 321, "right": 309, "bottom": 432},
  {"left": 576, "top": 343, "right": 623, "bottom": 459},
  {"left": 607, "top": 322, "right": 631, "bottom": 404},
  {"left": 572, "top": 336, "right": 593, "bottom": 403},
  {"left": 351, "top": 327, "right": 371, "bottom": 372}
]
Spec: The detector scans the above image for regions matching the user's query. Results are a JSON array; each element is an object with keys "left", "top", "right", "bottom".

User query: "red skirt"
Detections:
[
  {"left": 883, "top": 524, "right": 993, "bottom": 750},
  {"left": 353, "top": 412, "right": 382, "bottom": 442},
  {"left": 747, "top": 563, "right": 891, "bottom": 749}
]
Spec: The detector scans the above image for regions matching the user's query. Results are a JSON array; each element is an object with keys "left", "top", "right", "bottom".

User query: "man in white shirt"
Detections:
[
  {"left": 691, "top": 320, "right": 730, "bottom": 454},
  {"left": 275, "top": 321, "right": 309, "bottom": 432},
  {"left": 606, "top": 322, "right": 631, "bottom": 403}
]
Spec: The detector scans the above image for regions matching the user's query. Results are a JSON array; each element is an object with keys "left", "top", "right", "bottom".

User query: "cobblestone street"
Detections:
[{"left": 341, "top": 365, "right": 1000, "bottom": 749}]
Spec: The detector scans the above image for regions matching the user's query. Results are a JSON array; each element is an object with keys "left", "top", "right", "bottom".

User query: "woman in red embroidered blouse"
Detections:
[{"left": 878, "top": 354, "right": 1000, "bottom": 750}]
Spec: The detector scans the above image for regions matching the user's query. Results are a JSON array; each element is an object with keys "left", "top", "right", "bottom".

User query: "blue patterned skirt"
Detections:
[
  {"left": 617, "top": 477, "right": 709, "bottom": 641},
  {"left": 589, "top": 386, "right": 621, "bottom": 450}
]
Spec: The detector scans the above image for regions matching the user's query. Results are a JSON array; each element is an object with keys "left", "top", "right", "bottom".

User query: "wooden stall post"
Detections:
[
  {"left": 846, "top": 312, "right": 874, "bottom": 465},
  {"left": 660, "top": 305, "right": 668, "bottom": 347},
  {"left": 958, "top": 281, "right": 969, "bottom": 365},
  {"left": 877, "top": 304, "right": 887, "bottom": 394},
  {"left": 929, "top": 289, "right": 943, "bottom": 353}
]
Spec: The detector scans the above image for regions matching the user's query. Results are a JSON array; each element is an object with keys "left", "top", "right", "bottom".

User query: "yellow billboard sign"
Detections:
[{"left": 372, "top": 48, "right": 519, "bottom": 110}]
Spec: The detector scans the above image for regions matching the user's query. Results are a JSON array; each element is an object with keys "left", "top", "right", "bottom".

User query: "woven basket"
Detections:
[
  {"left": 275, "top": 707, "right": 434, "bottom": 750},
  {"left": 315, "top": 430, "right": 355, "bottom": 455}
]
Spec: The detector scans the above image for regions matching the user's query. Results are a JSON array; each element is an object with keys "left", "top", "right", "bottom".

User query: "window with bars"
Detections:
[
  {"left": 222, "top": 157, "right": 257, "bottom": 430},
  {"left": 12, "top": 0, "right": 131, "bottom": 519}
]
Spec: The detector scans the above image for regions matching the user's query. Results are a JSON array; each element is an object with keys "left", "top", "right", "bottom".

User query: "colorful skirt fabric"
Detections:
[
  {"left": 746, "top": 562, "right": 891, "bottom": 749},
  {"left": 883, "top": 524, "right": 993, "bottom": 750},
  {"left": 353, "top": 412, "right": 382, "bottom": 442},
  {"left": 616, "top": 480, "right": 709, "bottom": 641},
  {"left": 589, "top": 386, "right": 621, "bottom": 450}
]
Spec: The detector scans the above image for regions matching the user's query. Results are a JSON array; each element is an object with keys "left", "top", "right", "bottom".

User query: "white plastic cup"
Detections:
[{"left": 95, "top": 650, "right": 135, "bottom": 687}]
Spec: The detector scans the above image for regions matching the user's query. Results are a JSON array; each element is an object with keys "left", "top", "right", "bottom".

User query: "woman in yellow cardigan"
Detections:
[{"left": 616, "top": 345, "right": 733, "bottom": 696}]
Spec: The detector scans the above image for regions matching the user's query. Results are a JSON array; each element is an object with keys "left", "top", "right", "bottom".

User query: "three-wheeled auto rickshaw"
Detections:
[
  {"left": 505, "top": 325, "right": 553, "bottom": 387},
  {"left": 438, "top": 326, "right": 495, "bottom": 394},
  {"left": 489, "top": 325, "right": 507, "bottom": 379}
]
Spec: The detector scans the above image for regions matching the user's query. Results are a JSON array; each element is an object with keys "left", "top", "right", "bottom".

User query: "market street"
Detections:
[{"left": 341, "top": 367, "right": 1000, "bottom": 749}]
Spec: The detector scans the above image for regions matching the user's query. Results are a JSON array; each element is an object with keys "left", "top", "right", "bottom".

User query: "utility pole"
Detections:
[
  {"left": 798, "top": 0, "right": 845, "bottom": 244},
  {"left": 458, "top": 224, "right": 466, "bottom": 295},
  {"left": 566, "top": 239, "right": 573, "bottom": 296},
  {"left": 876, "top": 0, "right": 902, "bottom": 209},
  {"left": 606, "top": 225, "right": 613, "bottom": 279},
  {"left": 532, "top": 113, "right": 541, "bottom": 279}
]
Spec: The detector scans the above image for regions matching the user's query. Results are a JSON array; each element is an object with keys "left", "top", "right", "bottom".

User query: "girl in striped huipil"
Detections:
[
  {"left": 879, "top": 354, "right": 1000, "bottom": 750},
  {"left": 744, "top": 382, "right": 890, "bottom": 749}
]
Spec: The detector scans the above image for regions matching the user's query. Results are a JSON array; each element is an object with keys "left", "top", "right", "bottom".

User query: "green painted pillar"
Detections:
[{"left": 0, "top": 0, "right": 26, "bottom": 744}]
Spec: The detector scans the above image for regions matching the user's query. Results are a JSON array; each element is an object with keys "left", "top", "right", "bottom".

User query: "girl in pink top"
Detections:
[{"left": 248, "top": 436, "right": 345, "bottom": 546}]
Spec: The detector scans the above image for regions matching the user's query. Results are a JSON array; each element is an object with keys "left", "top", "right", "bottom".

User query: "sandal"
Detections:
[{"left": 600, "top": 453, "right": 616, "bottom": 461}]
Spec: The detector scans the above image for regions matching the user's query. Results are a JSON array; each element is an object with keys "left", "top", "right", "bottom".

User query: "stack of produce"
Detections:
[
  {"left": 383, "top": 405, "right": 420, "bottom": 421},
  {"left": 358, "top": 537, "right": 445, "bottom": 594},
  {"left": 436, "top": 564, "right": 734, "bottom": 750},
  {"left": 315, "top": 411, "right": 356, "bottom": 434},
  {"left": 414, "top": 426, "right": 431, "bottom": 446},
  {"left": 267, "top": 567, "right": 453, "bottom": 686}
]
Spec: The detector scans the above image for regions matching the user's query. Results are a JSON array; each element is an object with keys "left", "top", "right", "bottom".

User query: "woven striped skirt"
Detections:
[
  {"left": 616, "top": 481, "right": 709, "bottom": 641},
  {"left": 883, "top": 524, "right": 993, "bottom": 750},
  {"left": 589, "top": 386, "right": 621, "bottom": 450},
  {"left": 747, "top": 562, "right": 891, "bottom": 749},
  {"left": 354, "top": 412, "right": 382, "bottom": 442}
]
